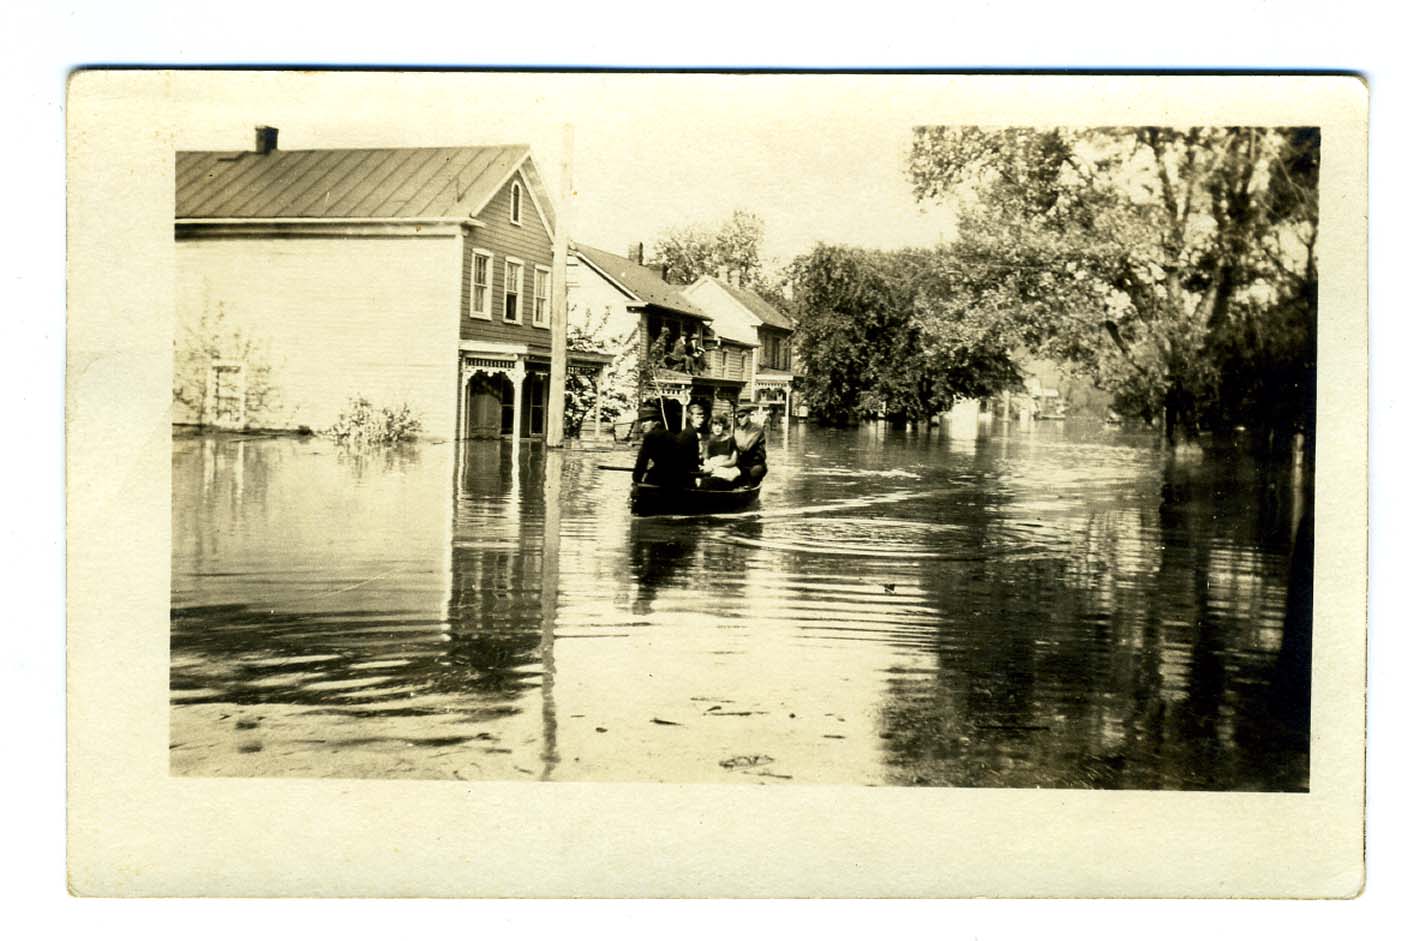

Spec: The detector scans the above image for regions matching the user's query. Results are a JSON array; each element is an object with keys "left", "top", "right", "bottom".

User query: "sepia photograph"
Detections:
[
  {"left": 66, "top": 70, "right": 1367, "bottom": 897},
  {"left": 169, "top": 89, "right": 1316, "bottom": 790}
]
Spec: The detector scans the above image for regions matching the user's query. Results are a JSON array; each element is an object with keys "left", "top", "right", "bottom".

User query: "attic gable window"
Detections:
[{"left": 510, "top": 182, "right": 523, "bottom": 225}]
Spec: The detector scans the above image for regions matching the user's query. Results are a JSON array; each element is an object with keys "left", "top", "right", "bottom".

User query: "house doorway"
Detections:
[
  {"left": 466, "top": 372, "right": 507, "bottom": 438},
  {"left": 498, "top": 375, "right": 516, "bottom": 437},
  {"left": 524, "top": 370, "right": 548, "bottom": 437}
]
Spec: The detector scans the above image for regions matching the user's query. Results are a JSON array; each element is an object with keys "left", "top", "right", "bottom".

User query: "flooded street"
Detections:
[{"left": 171, "top": 421, "right": 1311, "bottom": 790}]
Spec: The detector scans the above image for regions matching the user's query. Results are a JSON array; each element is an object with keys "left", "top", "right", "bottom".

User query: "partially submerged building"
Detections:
[
  {"left": 568, "top": 244, "right": 754, "bottom": 418},
  {"left": 682, "top": 275, "right": 800, "bottom": 418},
  {"left": 175, "top": 126, "right": 600, "bottom": 442}
]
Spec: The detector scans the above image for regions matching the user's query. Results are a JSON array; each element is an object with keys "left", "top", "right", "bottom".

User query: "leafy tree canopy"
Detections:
[
  {"left": 790, "top": 244, "right": 1021, "bottom": 426},
  {"left": 650, "top": 209, "right": 766, "bottom": 288},
  {"left": 906, "top": 126, "right": 1318, "bottom": 446}
]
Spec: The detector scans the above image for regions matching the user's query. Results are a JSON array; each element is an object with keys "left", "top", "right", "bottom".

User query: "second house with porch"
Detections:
[
  {"left": 567, "top": 244, "right": 756, "bottom": 421},
  {"left": 682, "top": 276, "right": 800, "bottom": 418}
]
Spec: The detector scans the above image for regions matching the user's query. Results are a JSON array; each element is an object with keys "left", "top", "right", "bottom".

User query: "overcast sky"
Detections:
[{"left": 169, "top": 72, "right": 961, "bottom": 267}]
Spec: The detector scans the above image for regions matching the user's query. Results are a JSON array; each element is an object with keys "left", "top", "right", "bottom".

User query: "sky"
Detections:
[{"left": 166, "top": 72, "right": 962, "bottom": 267}]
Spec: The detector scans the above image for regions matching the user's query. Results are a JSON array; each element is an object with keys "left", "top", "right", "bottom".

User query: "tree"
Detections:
[
  {"left": 651, "top": 209, "right": 766, "bottom": 287},
  {"left": 789, "top": 244, "right": 1021, "bottom": 427},
  {"left": 173, "top": 300, "right": 280, "bottom": 426},
  {"left": 564, "top": 316, "right": 629, "bottom": 438},
  {"left": 789, "top": 245, "right": 893, "bottom": 425},
  {"left": 906, "top": 126, "right": 1319, "bottom": 447}
]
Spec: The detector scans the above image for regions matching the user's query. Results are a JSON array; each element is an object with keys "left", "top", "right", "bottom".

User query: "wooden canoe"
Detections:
[{"left": 629, "top": 481, "right": 761, "bottom": 517}]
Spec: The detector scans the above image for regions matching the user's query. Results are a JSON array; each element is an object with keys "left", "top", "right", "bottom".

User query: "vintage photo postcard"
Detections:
[{"left": 67, "top": 70, "right": 1367, "bottom": 897}]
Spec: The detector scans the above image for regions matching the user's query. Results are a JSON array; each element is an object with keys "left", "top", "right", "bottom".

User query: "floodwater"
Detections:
[{"left": 171, "top": 420, "right": 1312, "bottom": 790}]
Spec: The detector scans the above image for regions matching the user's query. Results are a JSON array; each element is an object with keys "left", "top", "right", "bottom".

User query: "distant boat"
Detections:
[{"left": 630, "top": 481, "right": 761, "bottom": 517}]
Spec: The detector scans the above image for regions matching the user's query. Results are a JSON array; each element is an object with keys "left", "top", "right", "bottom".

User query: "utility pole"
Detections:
[{"left": 545, "top": 124, "right": 573, "bottom": 448}]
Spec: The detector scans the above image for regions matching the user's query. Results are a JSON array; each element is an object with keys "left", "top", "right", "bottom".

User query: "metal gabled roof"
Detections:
[
  {"left": 572, "top": 243, "right": 710, "bottom": 320},
  {"left": 175, "top": 143, "right": 535, "bottom": 220}
]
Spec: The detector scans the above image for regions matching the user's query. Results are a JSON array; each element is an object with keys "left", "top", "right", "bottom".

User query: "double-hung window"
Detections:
[
  {"left": 470, "top": 250, "right": 493, "bottom": 319},
  {"left": 533, "top": 266, "right": 552, "bottom": 327},
  {"left": 503, "top": 258, "right": 524, "bottom": 323}
]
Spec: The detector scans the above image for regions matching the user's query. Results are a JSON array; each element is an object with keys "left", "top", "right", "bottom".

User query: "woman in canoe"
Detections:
[{"left": 699, "top": 412, "right": 741, "bottom": 488}]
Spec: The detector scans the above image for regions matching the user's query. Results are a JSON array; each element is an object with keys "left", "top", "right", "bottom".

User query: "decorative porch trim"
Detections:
[
  {"left": 458, "top": 347, "right": 528, "bottom": 444},
  {"left": 651, "top": 379, "right": 693, "bottom": 400}
]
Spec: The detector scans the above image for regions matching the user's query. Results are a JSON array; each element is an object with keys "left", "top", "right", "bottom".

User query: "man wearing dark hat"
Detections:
[
  {"left": 732, "top": 402, "right": 768, "bottom": 485},
  {"left": 632, "top": 399, "right": 698, "bottom": 488}
]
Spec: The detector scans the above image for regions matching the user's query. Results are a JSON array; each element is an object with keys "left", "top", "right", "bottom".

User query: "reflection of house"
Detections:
[
  {"left": 568, "top": 244, "right": 753, "bottom": 415},
  {"left": 682, "top": 276, "right": 799, "bottom": 418},
  {"left": 175, "top": 126, "right": 597, "bottom": 442}
]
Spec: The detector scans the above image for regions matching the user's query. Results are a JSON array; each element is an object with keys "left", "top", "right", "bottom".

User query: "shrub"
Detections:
[
  {"left": 564, "top": 371, "right": 629, "bottom": 438},
  {"left": 173, "top": 301, "right": 281, "bottom": 427},
  {"left": 327, "top": 398, "right": 423, "bottom": 446}
]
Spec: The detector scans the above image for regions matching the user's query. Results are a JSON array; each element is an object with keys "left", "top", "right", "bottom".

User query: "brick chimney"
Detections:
[
  {"left": 254, "top": 125, "right": 279, "bottom": 154},
  {"left": 630, "top": 242, "right": 645, "bottom": 265}
]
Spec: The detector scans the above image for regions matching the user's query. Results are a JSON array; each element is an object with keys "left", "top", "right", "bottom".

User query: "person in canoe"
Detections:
[
  {"left": 631, "top": 400, "right": 698, "bottom": 489},
  {"left": 684, "top": 399, "right": 711, "bottom": 463},
  {"left": 700, "top": 412, "right": 741, "bottom": 488},
  {"left": 732, "top": 402, "right": 768, "bottom": 485}
]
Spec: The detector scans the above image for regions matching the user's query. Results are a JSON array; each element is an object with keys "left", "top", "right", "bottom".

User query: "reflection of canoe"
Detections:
[{"left": 630, "top": 481, "right": 761, "bottom": 517}]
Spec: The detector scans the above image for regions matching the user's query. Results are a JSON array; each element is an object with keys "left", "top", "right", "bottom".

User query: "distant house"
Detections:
[
  {"left": 568, "top": 244, "right": 753, "bottom": 417},
  {"left": 682, "top": 275, "right": 800, "bottom": 418},
  {"left": 175, "top": 126, "right": 592, "bottom": 442}
]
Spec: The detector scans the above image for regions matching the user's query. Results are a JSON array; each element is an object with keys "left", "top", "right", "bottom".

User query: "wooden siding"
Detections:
[
  {"left": 698, "top": 341, "right": 750, "bottom": 383},
  {"left": 460, "top": 169, "right": 555, "bottom": 354},
  {"left": 758, "top": 325, "right": 793, "bottom": 371},
  {"left": 175, "top": 235, "right": 462, "bottom": 438},
  {"left": 721, "top": 343, "right": 749, "bottom": 382},
  {"left": 567, "top": 255, "right": 643, "bottom": 349},
  {"left": 567, "top": 255, "right": 644, "bottom": 406}
]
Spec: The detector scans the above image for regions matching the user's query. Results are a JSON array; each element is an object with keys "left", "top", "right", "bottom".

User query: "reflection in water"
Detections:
[{"left": 171, "top": 420, "right": 1311, "bottom": 789}]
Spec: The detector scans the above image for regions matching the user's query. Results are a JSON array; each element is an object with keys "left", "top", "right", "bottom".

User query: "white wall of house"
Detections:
[
  {"left": 566, "top": 255, "right": 643, "bottom": 406},
  {"left": 566, "top": 255, "right": 641, "bottom": 349},
  {"left": 682, "top": 278, "right": 761, "bottom": 347},
  {"left": 685, "top": 277, "right": 778, "bottom": 401},
  {"left": 176, "top": 234, "right": 463, "bottom": 439}
]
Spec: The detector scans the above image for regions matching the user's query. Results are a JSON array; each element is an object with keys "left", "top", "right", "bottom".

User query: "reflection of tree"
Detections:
[
  {"left": 1268, "top": 508, "right": 1312, "bottom": 763},
  {"left": 170, "top": 436, "right": 551, "bottom": 722},
  {"left": 336, "top": 441, "right": 422, "bottom": 481},
  {"left": 877, "top": 441, "right": 1310, "bottom": 790},
  {"left": 174, "top": 436, "right": 271, "bottom": 563}
]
